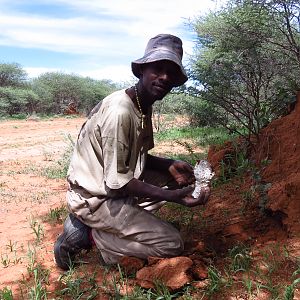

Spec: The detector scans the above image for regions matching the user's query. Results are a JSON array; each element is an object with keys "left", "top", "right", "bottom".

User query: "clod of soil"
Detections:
[{"left": 136, "top": 256, "right": 193, "bottom": 290}]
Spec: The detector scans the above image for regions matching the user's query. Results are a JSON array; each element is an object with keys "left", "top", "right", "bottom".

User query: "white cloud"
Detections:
[
  {"left": 80, "top": 65, "right": 135, "bottom": 83},
  {"left": 0, "top": 0, "right": 222, "bottom": 55},
  {"left": 25, "top": 67, "right": 61, "bottom": 78},
  {"left": 25, "top": 65, "right": 136, "bottom": 83},
  {"left": 2, "top": 0, "right": 227, "bottom": 82},
  {"left": 0, "top": 14, "right": 130, "bottom": 55}
]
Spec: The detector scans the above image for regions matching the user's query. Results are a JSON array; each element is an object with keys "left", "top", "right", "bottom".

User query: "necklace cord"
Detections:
[{"left": 134, "top": 85, "right": 146, "bottom": 129}]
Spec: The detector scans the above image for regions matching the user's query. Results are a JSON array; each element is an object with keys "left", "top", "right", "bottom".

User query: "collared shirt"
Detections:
[{"left": 67, "top": 89, "right": 154, "bottom": 196}]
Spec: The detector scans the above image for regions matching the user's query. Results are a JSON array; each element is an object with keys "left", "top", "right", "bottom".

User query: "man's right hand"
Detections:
[
  {"left": 171, "top": 186, "right": 211, "bottom": 207},
  {"left": 123, "top": 178, "right": 210, "bottom": 207}
]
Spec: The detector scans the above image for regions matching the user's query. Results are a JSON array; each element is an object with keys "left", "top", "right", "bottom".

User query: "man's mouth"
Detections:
[{"left": 154, "top": 84, "right": 169, "bottom": 94}]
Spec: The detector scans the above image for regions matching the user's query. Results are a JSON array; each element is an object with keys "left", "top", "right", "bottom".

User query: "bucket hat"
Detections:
[{"left": 131, "top": 34, "right": 188, "bottom": 87}]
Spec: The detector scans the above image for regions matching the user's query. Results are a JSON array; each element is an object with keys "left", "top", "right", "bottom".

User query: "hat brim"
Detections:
[{"left": 131, "top": 49, "right": 188, "bottom": 87}]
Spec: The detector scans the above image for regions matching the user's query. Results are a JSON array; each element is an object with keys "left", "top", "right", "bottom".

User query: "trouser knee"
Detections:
[{"left": 156, "top": 229, "right": 184, "bottom": 257}]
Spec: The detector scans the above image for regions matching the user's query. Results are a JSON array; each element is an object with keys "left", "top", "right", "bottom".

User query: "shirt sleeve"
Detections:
[{"left": 99, "top": 107, "right": 134, "bottom": 190}]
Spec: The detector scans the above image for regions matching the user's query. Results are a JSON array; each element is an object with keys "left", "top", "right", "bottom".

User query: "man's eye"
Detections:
[{"left": 152, "top": 65, "right": 163, "bottom": 73}]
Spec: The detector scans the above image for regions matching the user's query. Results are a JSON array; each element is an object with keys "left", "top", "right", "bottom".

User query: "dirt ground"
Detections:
[
  {"left": 0, "top": 115, "right": 203, "bottom": 297},
  {"left": 0, "top": 110, "right": 300, "bottom": 299},
  {"left": 0, "top": 117, "right": 85, "bottom": 293}
]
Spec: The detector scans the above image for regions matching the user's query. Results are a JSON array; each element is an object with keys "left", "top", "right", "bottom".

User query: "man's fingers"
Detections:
[
  {"left": 200, "top": 186, "right": 210, "bottom": 204},
  {"left": 185, "top": 186, "right": 210, "bottom": 206},
  {"left": 182, "top": 186, "right": 194, "bottom": 194}
]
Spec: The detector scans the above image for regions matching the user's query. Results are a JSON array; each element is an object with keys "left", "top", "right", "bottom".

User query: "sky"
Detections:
[{"left": 0, "top": 0, "right": 225, "bottom": 84}]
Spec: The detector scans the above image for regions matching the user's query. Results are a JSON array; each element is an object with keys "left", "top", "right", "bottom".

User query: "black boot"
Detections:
[{"left": 54, "top": 213, "right": 92, "bottom": 270}]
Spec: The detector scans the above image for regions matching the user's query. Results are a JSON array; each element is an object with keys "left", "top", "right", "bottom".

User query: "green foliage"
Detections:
[
  {"left": 45, "top": 204, "right": 68, "bottom": 224},
  {"left": 284, "top": 277, "right": 300, "bottom": 300},
  {"left": 154, "top": 126, "right": 233, "bottom": 145},
  {"left": 153, "top": 92, "right": 221, "bottom": 128},
  {"left": 0, "top": 86, "right": 39, "bottom": 116},
  {"left": 190, "top": 0, "right": 300, "bottom": 141},
  {"left": 183, "top": 95, "right": 221, "bottom": 127},
  {"left": 212, "top": 140, "right": 251, "bottom": 185},
  {"left": 29, "top": 217, "right": 44, "bottom": 244},
  {"left": 0, "top": 64, "right": 118, "bottom": 117},
  {"left": 206, "top": 266, "right": 223, "bottom": 297},
  {"left": 0, "top": 62, "right": 27, "bottom": 87},
  {"left": 0, "top": 287, "right": 13, "bottom": 300},
  {"left": 29, "top": 265, "right": 49, "bottom": 299},
  {"left": 31, "top": 72, "right": 117, "bottom": 115},
  {"left": 23, "top": 248, "right": 50, "bottom": 300}
]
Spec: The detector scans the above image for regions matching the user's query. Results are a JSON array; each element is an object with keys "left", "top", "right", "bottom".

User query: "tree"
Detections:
[
  {"left": 0, "top": 63, "right": 40, "bottom": 116},
  {"left": 31, "top": 72, "right": 118, "bottom": 115},
  {"left": 258, "top": 0, "right": 300, "bottom": 67},
  {"left": 0, "top": 87, "right": 38, "bottom": 116},
  {"left": 190, "top": 1, "right": 300, "bottom": 141},
  {"left": 0, "top": 63, "right": 27, "bottom": 87}
]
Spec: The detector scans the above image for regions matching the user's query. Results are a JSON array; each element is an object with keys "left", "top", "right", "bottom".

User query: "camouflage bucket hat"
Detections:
[{"left": 131, "top": 34, "right": 188, "bottom": 87}]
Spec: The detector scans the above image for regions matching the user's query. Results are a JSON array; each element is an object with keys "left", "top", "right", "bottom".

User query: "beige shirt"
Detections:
[{"left": 67, "top": 89, "right": 154, "bottom": 197}]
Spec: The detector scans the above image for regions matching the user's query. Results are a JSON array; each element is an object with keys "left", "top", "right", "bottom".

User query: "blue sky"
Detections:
[{"left": 0, "top": 0, "right": 225, "bottom": 83}]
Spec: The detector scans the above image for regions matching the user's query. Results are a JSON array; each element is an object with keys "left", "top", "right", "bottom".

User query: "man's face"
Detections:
[{"left": 140, "top": 60, "right": 181, "bottom": 100}]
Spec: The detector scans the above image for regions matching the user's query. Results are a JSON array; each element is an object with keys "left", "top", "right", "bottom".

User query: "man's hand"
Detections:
[
  {"left": 181, "top": 186, "right": 210, "bottom": 207},
  {"left": 170, "top": 186, "right": 211, "bottom": 207},
  {"left": 168, "top": 160, "right": 195, "bottom": 186}
]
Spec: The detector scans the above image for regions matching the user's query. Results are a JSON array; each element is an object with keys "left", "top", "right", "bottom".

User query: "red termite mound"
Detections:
[
  {"left": 254, "top": 92, "right": 300, "bottom": 236},
  {"left": 208, "top": 91, "right": 300, "bottom": 238}
]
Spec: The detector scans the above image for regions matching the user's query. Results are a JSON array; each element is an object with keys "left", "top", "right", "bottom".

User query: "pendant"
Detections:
[{"left": 141, "top": 115, "right": 146, "bottom": 129}]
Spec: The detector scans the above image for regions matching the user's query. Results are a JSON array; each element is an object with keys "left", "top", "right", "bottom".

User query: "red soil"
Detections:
[{"left": 1, "top": 94, "right": 300, "bottom": 298}]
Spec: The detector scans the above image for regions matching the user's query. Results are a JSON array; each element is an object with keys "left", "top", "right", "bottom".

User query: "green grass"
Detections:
[
  {"left": 154, "top": 126, "right": 236, "bottom": 146},
  {"left": 56, "top": 269, "right": 99, "bottom": 299},
  {"left": 0, "top": 287, "right": 13, "bottom": 300},
  {"left": 228, "top": 243, "right": 252, "bottom": 273},
  {"left": 43, "top": 204, "right": 68, "bottom": 224},
  {"left": 41, "top": 134, "right": 74, "bottom": 179}
]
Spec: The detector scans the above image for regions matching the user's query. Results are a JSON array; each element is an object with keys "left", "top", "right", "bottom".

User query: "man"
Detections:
[{"left": 54, "top": 34, "right": 210, "bottom": 270}]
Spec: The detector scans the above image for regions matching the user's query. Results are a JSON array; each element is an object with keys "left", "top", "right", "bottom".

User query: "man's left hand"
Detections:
[{"left": 168, "top": 160, "right": 195, "bottom": 186}]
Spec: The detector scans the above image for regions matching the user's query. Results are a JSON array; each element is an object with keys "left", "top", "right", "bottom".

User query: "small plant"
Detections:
[
  {"left": 19, "top": 248, "right": 50, "bottom": 300},
  {"left": 0, "top": 287, "right": 13, "bottom": 300},
  {"left": 27, "top": 247, "right": 37, "bottom": 274},
  {"left": 205, "top": 266, "right": 223, "bottom": 297},
  {"left": 259, "top": 244, "right": 282, "bottom": 275},
  {"left": 240, "top": 186, "right": 257, "bottom": 214},
  {"left": 45, "top": 204, "right": 68, "bottom": 224},
  {"left": 28, "top": 264, "right": 50, "bottom": 300},
  {"left": 29, "top": 217, "right": 44, "bottom": 243},
  {"left": 283, "top": 268, "right": 300, "bottom": 300},
  {"left": 41, "top": 133, "right": 74, "bottom": 179},
  {"left": 12, "top": 251, "right": 22, "bottom": 265},
  {"left": 153, "top": 280, "right": 182, "bottom": 299},
  {"left": 174, "top": 140, "right": 199, "bottom": 164},
  {"left": 1, "top": 253, "right": 10, "bottom": 268},
  {"left": 241, "top": 187, "right": 255, "bottom": 204},
  {"left": 242, "top": 277, "right": 253, "bottom": 297},
  {"left": 6, "top": 240, "right": 17, "bottom": 252},
  {"left": 228, "top": 244, "right": 252, "bottom": 273},
  {"left": 57, "top": 268, "right": 99, "bottom": 299}
]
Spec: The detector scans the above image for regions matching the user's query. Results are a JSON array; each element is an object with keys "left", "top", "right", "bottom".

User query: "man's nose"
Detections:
[{"left": 158, "top": 70, "right": 170, "bottom": 82}]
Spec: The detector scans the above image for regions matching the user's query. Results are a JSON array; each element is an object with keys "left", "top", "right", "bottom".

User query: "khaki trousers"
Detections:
[{"left": 66, "top": 170, "right": 184, "bottom": 264}]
